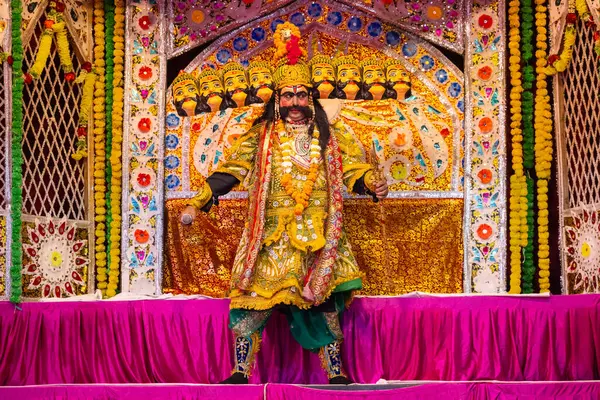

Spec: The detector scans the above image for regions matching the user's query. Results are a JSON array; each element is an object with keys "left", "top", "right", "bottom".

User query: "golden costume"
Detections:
[{"left": 188, "top": 22, "right": 377, "bottom": 383}]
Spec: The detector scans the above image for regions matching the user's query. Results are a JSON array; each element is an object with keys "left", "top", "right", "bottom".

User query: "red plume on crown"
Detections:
[{"left": 286, "top": 35, "right": 302, "bottom": 65}]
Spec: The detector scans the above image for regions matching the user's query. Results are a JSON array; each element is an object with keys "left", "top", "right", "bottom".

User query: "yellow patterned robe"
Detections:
[{"left": 196, "top": 118, "right": 373, "bottom": 310}]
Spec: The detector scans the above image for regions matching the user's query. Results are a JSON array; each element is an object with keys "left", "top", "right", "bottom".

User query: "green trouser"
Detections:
[{"left": 228, "top": 279, "right": 360, "bottom": 377}]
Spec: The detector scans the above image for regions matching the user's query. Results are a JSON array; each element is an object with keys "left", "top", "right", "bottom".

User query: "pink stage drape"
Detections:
[
  {"left": 0, "top": 295, "right": 599, "bottom": 385},
  {"left": 2, "top": 382, "right": 600, "bottom": 399}
]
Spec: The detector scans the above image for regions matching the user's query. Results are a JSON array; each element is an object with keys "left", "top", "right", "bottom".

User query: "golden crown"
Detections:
[{"left": 173, "top": 70, "right": 197, "bottom": 86}]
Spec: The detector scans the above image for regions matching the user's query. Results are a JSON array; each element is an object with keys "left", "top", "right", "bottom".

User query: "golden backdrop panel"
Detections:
[{"left": 164, "top": 198, "right": 464, "bottom": 296}]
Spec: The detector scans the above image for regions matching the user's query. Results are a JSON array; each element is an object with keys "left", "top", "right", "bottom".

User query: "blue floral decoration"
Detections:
[
  {"left": 216, "top": 49, "right": 232, "bottom": 64},
  {"left": 233, "top": 37, "right": 248, "bottom": 52},
  {"left": 457, "top": 100, "right": 465, "bottom": 113},
  {"left": 402, "top": 42, "right": 417, "bottom": 57},
  {"left": 307, "top": 2, "right": 323, "bottom": 17},
  {"left": 367, "top": 21, "right": 382, "bottom": 37},
  {"left": 290, "top": 12, "right": 305, "bottom": 27},
  {"left": 166, "top": 113, "right": 180, "bottom": 128},
  {"left": 347, "top": 16, "right": 362, "bottom": 32},
  {"left": 165, "top": 155, "right": 180, "bottom": 170},
  {"left": 419, "top": 55, "right": 435, "bottom": 71},
  {"left": 386, "top": 31, "right": 401, "bottom": 46},
  {"left": 448, "top": 82, "right": 462, "bottom": 98},
  {"left": 165, "top": 134, "right": 180, "bottom": 149},
  {"left": 166, "top": 175, "right": 181, "bottom": 190},
  {"left": 327, "top": 11, "right": 342, "bottom": 26},
  {"left": 435, "top": 69, "right": 448, "bottom": 84},
  {"left": 271, "top": 19, "right": 284, "bottom": 32},
  {"left": 251, "top": 27, "right": 266, "bottom": 42}
]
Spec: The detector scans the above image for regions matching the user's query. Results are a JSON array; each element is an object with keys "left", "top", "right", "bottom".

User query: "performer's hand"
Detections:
[
  {"left": 374, "top": 180, "right": 389, "bottom": 200},
  {"left": 302, "top": 285, "right": 315, "bottom": 302},
  {"left": 180, "top": 205, "right": 197, "bottom": 225}
]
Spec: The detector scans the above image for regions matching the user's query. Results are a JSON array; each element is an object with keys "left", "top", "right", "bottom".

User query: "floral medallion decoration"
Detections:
[
  {"left": 565, "top": 209, "right": 600, "bottom": 293},
  {"left": 22, "top": 219, "right": 88, "bottom": 298},
  {"left": 465, "top": 0, "right": 506, "bottom": 292},
  {"left": 123, "top": 0, "right": 166, "bottom": 294}
]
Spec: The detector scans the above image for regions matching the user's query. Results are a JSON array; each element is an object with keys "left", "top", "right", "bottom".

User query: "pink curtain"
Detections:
[
  {"left": 1, "top": 295, "right": 599, "bottom": 385},
  {"left": 2, "top": 382, "right": 600, "bottom": 399}
]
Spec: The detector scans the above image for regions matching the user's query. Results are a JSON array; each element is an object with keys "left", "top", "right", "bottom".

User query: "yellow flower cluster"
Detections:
[
  {"left": 544, "top": 0, "right": 585, "bottom": 75},
  {"left": 535, "top": 0, "right": 553, "bottom": 292},
  {"left": 273, "top": 22, "right": 306, "bottom": 63},
  {"left": 92, "top": 0, "right": 108, "bottom": 296},
  {"left": 107, "top": 0, "right": 126, "bottom": 298},
  {"left": 29, "top": 3, "right": 73, "bottom": 79},
  {"left": 508, "top": 0, "right": 524, "bottom": 293},
  {"left": 54, "top": 20, "right": 73, "bottom": 74},
  {"left": 29, "top": 29, "right": 53, "bottom": 79}
]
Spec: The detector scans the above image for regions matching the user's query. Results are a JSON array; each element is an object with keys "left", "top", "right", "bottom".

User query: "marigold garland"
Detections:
[
  {"left": 28, "top": 2, "right": 74, "bottom": 81},
  {"left": 543, "top": 0, "right": 588, "bottom": 75},
  {"left": 92, "top": 0, "right": 108, "bottom": 297},
  {"left": 534, "top": 0, "right": 553, "bottom": 292},
  {"left": 9, "top": 0, "right": 25, "bottom": 303},
  {"left": 104, "top": 0, "right": 116, "bottom": 296},
  {"left": 508, "top": 0, "right": 525, "bottom": 293},
  {"left": 107, "top": 0, "right": 125, "bottom": 297},
  {"left": 72, "top": 67, "right": 96, "bottom": 160}
]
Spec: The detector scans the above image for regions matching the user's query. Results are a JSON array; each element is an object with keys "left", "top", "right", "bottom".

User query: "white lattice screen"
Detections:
[
  {"left": 560, "top": 20, "right": 600, "bottom": 210},
  {"left": 21, "top": 18, "right": 87, "bottom": 221},
  {"left": 557, "top": 19, "right": 600, "bottom": 293}
]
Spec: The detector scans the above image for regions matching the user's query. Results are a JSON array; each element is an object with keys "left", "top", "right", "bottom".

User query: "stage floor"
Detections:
[
  {"left": 1, "top": 294, "right": 599, "bottom": 386},
  {"left": 2, "top": 381, "right": 600, "bottom": 399}
]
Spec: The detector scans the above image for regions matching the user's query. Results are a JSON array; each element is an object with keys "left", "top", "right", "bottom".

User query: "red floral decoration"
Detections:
[
  {"left": 477, "top": 223, "right": 493, "bottom": 240},
  {"left": 134, "top": 229, "right": 150, "bottom": 244},
  {"left": 192, "top": 122, "right": 202, "bottom": 132},
  {"left": 138, "top": 66, "right": 153, "bottom": 81},
  {"left": 548, "top": 54, "right": 560, "bottom": 66},
  {"left": 478, "top": 14, "right": 493, "bottom": 29},
  {"left": 478, "top": 117, "right": 493, "bottom": 133},
  {"left": 477, "top": 66, "right": 493, "bottom": 81},
  {"left": 44, "top": 20, "right": 55, "bottom": 29},
  {"left": 138, "top": 118, "right": 152, "bottom": 133},
  {"left": 477, "top": 168, "right": 493, "bottom": 184},
  {"left": 82, "top": 62, "right": 93, "bottom": 72},
  {"left": 566, "top": 13, "right": 577, "bottom": 24},
  {"left": 286, "top": 35, "right": 302, "bottom": 65},
  {"left": 6, "top": 55, "right": 13, "bottom": 66},
  {"left": 77, "top": 126, "right": 87, "bottom": 138},
  {"left": 137, "top": 173, "right": 152, "bottom": 187},
  {"left": 440, "top": 128, "right": 450, "bottom": 138},
  {"left": 24, "top": 73, "right": 33, "bottom": 85},
  {"left": 65, "top": 72, "right": 76, "bottom": 82},
  {"left": 55, "top": 1, "right": 65, "bottom": 12},
  {"left": 138, "top": 15, "right": 151, "bottom": 30}
]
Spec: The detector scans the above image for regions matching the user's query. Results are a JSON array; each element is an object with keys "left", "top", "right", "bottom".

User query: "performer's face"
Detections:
[
  {"left": 224, "top": 69, "right": 249, "bottom": 108},
  {"left": 311, "top": 62, "right": 335, "bottom": 99},
  {"left": 336, "top": 63, "right": 361, "bottom": 100},
  {"left": 386, "top": 64, "right": 411, "bottom": 100},
  {"left": 279, "top": 85, "right": 311, "bottom": 122},
  {"left": 249, "top": 66, "right": 274, "bottom": 103},
  {"left": 363, "top": 64, "right": 386, "bottom": 100},
  {"left": 173, "top": 78, "right": 201, "bottom": 117},
  {"left": 198, "top": 74, "right": 225, "bottom": 112}
]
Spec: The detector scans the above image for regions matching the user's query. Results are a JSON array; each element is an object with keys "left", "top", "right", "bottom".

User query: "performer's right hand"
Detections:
[{"left": 180, "top": 205, "right": 197, "bottom": 225}]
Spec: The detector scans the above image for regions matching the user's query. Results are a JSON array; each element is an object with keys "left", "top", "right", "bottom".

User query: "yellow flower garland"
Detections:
[
  {"left": 29, "top": 29, "right": 53, "bottom": 79},
  {"left": 53, "top": 21, "right": 73, "bottom": 74},
  {"left": 535, "top": 0, "right": 553, "bottom": 292},
  {"left": 107, "top": 0, "right": 125, "bottom": 298},
  {"left": 92, "top": 0, "right": 108, "bottom": 296},
  {"left": 508, "top": 0, "right": 525, "bottom": 293},
  {"left": 29, "top": 4, "right": 74, "bottom": 79},
  {"left": 544, "top": 0, "right": 588, "bottom": 75},
  {"left": 72, "top": 70, "right": 97, "bottom": 160}
]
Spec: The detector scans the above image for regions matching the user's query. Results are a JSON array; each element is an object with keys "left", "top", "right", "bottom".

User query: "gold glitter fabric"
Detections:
[{"left": 164, "top": 198, "right": 464, "bottom": 296}]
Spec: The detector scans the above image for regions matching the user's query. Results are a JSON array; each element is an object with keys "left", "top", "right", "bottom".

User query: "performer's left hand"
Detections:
[{"left": 374, "top": 180, "right": 389, "bottom": 200}]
